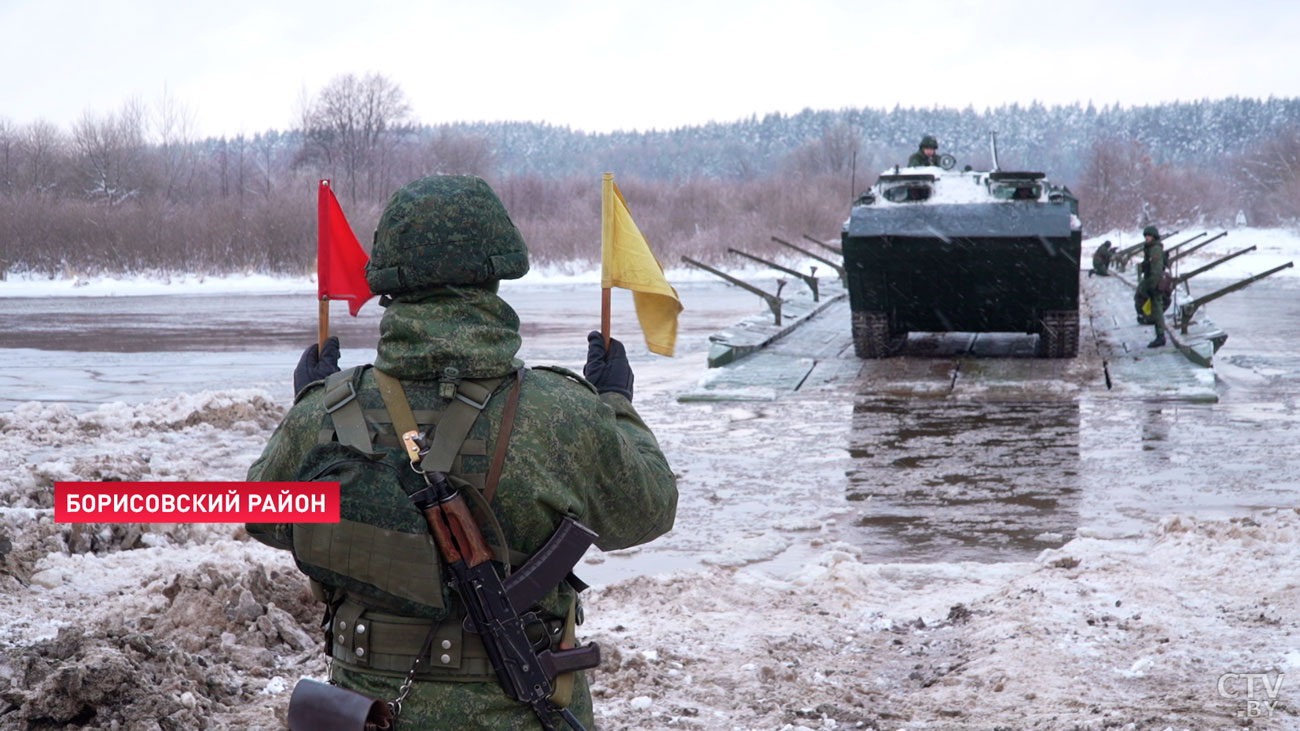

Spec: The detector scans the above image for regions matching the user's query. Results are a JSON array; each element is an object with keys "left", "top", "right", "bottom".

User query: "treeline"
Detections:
[{"left": 0, "top": 75, "right": 1298, "bottom": 278}]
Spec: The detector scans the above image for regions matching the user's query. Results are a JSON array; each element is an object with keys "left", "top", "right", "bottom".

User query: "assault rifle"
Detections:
[{"left": 401, "top": 430, "right": 600, "bottom": 731}]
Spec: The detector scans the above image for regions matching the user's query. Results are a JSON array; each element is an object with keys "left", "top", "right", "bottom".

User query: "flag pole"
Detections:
[
  {"left": 318, "top": 177, "right": 327, "bottom": 354},
  {"left": 317, "top": 178, "right": 330, "bottom": 354},
  {"left": 600, "top": 173, "right": 614, "bottom": 349},
  {"left": 319, "top": 297, "right": 329, "bottom": 353},
  {"left": 601, "top": 288, "right": 611, "bottom": 349},
  {"left": 315, "top": 177, "right": 374, "bottom": 352}
]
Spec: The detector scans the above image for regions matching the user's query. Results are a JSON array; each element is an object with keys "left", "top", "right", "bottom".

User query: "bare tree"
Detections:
[
  {"left": 213, "top": 137, "right": 231, "bottom": 198},
  {"left": 1075, "top": 137, "right": 1152, "bottom": 232},
  {"left": 0, "top": 118, "right": 15, "bottom": 198},
  {"left": 251, "top": 130, "right": 283, "bottom": 199},
  {"left": 73, "top": 99, "right": 148, "bottom": 205},
  {"left": 1234, "top": 126, "right": 1300, "bottom": 225},
  {"left": 153, "top": 86, "right": 197, "bottom": 203},
  {"left": 299, "top": 73, "right": 412, "bottom": 204},
  {"left": 20, "top": 119, "right": 66, "bottom": 197},
  {"left": 783, "top": 123, "right": 862, "bottom": 179},
  {"left": 421, "top": 128, "right": 497, "bottom": 177},
  {"left": 232, "top": 133, "right": 250, "bottom": 203}
]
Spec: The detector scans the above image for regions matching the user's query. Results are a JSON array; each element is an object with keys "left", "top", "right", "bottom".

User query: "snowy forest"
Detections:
[{"left": 1, "top": 72, "right": 1299, "bottom": 277}]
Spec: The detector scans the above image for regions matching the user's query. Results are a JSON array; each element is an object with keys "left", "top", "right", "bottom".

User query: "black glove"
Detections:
[
  {"left": 584, "top": 331, "right": 634, "bottom": 401},
  {"left": 294, "top": 336, "right": 341, "bottom": 395}
]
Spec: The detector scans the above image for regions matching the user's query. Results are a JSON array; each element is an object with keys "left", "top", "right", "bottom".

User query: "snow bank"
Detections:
[
  {"left": 583, "top": 510, "right": 1300, "bottom": 729},
  {"left": 0, "top": 389, "right": 317, "bottom": 728},
  {"left": 0, "top": 272, "right": 318, "bottom": 298}
]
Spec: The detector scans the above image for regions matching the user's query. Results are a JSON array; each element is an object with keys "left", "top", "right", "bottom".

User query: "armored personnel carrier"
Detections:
[{"left": 842, "top": 144, "right": 1082, "bottom": 358}]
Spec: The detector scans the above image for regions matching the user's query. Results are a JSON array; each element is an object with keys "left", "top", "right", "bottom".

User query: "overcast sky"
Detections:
[{"left": 3, "top": 0, "right": 1298, "bottom": 139}]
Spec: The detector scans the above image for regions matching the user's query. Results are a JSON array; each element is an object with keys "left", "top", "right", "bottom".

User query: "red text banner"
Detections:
[{"left": 54, "top": 482, "right": 340, "bottom": 523}]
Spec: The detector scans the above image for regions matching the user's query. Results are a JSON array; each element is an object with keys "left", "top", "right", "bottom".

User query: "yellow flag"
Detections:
[{"left": 601, "top": 173, "right": 683, "bottom": 356}]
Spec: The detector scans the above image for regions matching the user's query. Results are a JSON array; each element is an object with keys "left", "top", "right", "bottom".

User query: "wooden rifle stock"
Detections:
[
  {"left": 423, "top": 487, "right": 494, "bottom": 569},
  {"left": 400, "top": 431, "right": 590, "bottom": 731}
]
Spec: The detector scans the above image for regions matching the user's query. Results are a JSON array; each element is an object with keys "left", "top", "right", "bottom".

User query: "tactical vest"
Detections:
[
  {"left": 291, "top": 364, "right": 521, "bottom": 620},
  {"left": 291, "top": 365, "right": 587, "bottom": 706}
]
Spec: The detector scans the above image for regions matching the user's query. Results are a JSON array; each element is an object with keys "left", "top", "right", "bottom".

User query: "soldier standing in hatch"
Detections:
[
  {"left": 908, "top": 135, "right": 942, "bottom": 167},
  {"left": 246, "top": 175, "right": 678, "bottom": 728},
  {"left": 1136, "top": 225, "right": 1167, "bottom": 348}
]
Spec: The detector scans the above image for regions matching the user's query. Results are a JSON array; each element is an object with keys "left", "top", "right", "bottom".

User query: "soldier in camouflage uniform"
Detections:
[
  {"left": 1136, "top": 225, "right": 1167, "bottom": 348},
  {"left": 907, "top": 135, "right": 941, "bottom": 167},
  {"left": 247, "top": 175, "right": 678, "bottom": 728},
  {"left": 1090, "top": 240, "right": 1113, "bottom": 277}
]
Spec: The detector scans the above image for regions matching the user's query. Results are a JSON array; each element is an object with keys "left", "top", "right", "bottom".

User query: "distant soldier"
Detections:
[
  {"left": 1090, "top": 240, "right": 1114, "bottom": 277},
  {"left": 908, "top": 135, "right": 942, "bottom": 167},
  {"left": 1136, "top": 225, "right": 1167, "bottom": 348}
]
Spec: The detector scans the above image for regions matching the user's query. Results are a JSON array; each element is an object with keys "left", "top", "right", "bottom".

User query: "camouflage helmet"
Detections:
[
  {"left": 366, "top": 176, "right": 529, "bottom": 296},
  {"left": 920, "top": 135, "right": 939, "bottom": 149},
  {"left": 1143, "top": 225, "right": 1159, "bottom": 239}
]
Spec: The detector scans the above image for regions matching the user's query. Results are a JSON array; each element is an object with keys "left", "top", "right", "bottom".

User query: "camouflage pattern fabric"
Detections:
[
  {"left": 374, "top": 287, "right": 524, "bottom": 379},
  {"left": 908, "top": 150, "right": 941, "bottom": 167},
  {"left": 1091, "top": 242, "right": 1112, "bottom": 276},
  {"left": 246, "top": 285, "right": 678, "bottom": 727},
  {"left": 1137, "top": 238, "right": 1167, "bottom": 337},
  {"left": 1139, "top": 238, "right": 1165, "bottom": 291},
  {"left": 331, "top": 665, "right": 594, "bottom": 729},
  {"left": 367, "top": 176, "right": 530, "bottom": 297}
]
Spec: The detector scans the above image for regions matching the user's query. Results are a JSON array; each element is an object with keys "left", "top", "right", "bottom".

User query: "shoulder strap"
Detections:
[
  {"left": 371, "top": 369, "right": 502, "bottom": 473},
  {"left": 372, "top": 369, "right": 516, "bottom": 573},
  {"left": 322, "top": 366, "right": 372, "bottom": 452},
  {"left": 425, "top": 377, "right": 501, "bottom": 473},
  {"left": 483, "top": 368, "right": 525, "bottom": 505}
]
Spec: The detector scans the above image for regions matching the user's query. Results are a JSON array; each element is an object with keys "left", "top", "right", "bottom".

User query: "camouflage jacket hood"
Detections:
[{"left": 373, "top": 286, "right": 524, "bottom": 380}]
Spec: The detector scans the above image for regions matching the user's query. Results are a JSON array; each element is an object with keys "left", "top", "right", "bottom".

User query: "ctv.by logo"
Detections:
[{"left": 1217, "top": 672, "right": 1286, "bottom": 719}]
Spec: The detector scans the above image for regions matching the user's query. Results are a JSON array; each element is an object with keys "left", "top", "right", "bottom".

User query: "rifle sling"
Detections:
[
  {"left": 372, "top": 368, "right": 512, "bottom": 572},
  {"left": 484, "top": 368, "right": 524, "bottom": 505}
]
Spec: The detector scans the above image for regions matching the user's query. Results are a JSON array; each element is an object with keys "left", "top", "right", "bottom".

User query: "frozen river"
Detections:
[
  {"left": 0, "top": 280, "right": 758, "bottom": 409},
  {"left": 1, "top": 276, "right": 1298, "bottom": 578}
]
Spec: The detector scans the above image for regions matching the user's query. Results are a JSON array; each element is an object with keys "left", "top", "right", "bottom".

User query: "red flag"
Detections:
[{"left": 317, "top": 179, "right": 373, "bottom": 316}]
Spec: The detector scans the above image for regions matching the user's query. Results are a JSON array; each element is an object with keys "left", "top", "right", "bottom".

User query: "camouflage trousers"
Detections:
[
  {"left": 1135, "top": 283, "right": 1167, "bottom": 336},
  {"left": 330, "top": 663, "right": 594, "bottom": 730}
]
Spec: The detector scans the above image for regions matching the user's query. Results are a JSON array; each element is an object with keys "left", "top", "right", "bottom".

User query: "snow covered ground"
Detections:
[{"left": 0, "top": 226, "right": 1298, "bottom": 730}]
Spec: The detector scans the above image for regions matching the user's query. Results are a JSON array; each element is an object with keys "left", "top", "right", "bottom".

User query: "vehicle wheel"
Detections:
[
  {"left": 853, "top": 311, "right": 905, "bottom": 358},
  {"left": 1035, "top": 310, "right": 1079, "bottom": 358}
]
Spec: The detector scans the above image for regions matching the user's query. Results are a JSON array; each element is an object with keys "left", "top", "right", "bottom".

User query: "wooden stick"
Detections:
[
  {"left": 318, "top": 297, "right": 329, "bottom": 353},
  {"left": 601, "top": 287, "right": 611, "bottom": 349}
]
